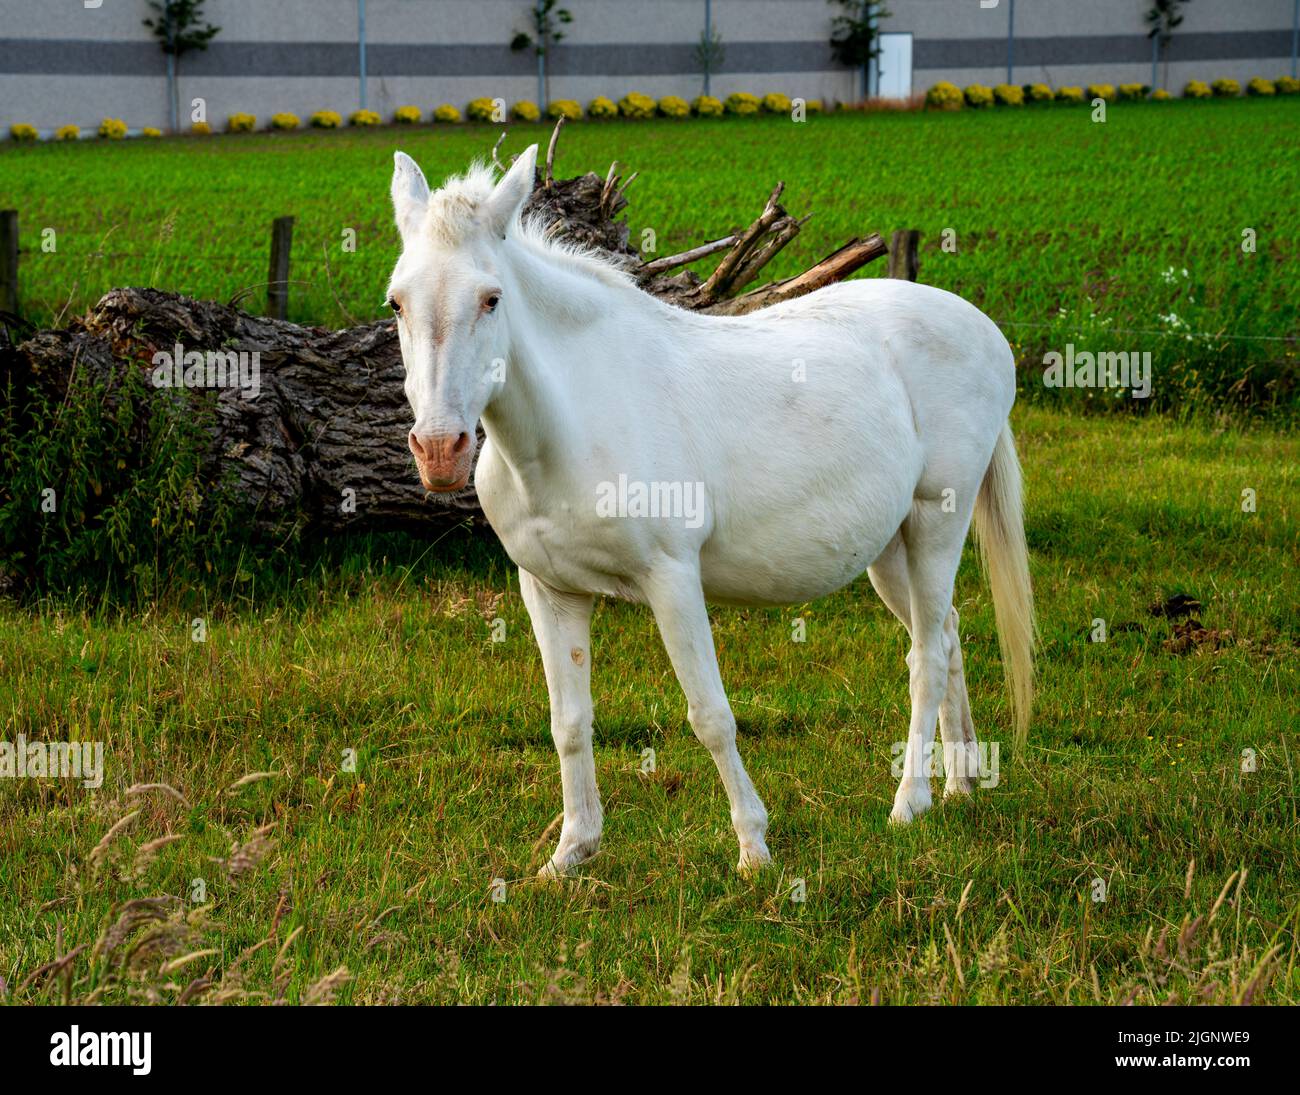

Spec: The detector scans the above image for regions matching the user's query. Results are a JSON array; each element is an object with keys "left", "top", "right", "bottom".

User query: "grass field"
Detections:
[
  {"left": 2, "top": 406, "right": 1297, "bottom": 1004},
  {"left": 1, "top": 98, "right": 1297, "bottom": 1005},
  {"left": 1, "top": 99, "right": 1297, "bottom": 412}
]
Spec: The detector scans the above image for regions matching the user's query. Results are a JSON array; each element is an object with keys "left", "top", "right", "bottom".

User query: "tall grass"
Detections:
[{"left": 2, "top": 407, "right": 1297, "bottom": 1004}]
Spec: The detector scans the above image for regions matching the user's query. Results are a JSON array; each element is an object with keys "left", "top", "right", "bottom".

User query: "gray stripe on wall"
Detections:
[
  {"left": 547, "top": 42, "right": 838, "bottom": 76},
  {"left": 913, "top": 30, "right": 1295, "bottom": 69},
  {"left": 0, "top": 31, "right": 1292, "bottom": 77},
  {"left": 0, "top": 39, "right": 835, "bottom": 77}
]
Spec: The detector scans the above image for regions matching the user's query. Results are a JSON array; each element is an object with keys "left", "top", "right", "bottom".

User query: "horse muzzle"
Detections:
[{"left": 410, "top": 430, "right": 474, "bottom": 492}]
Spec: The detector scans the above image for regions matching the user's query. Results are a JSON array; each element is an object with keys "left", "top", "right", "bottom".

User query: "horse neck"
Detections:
[{"left": 481, "top": 235, "right": 654, "bottom": 476}]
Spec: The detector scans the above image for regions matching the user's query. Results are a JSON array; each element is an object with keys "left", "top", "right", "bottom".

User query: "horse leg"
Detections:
[
  {"left": 938, "top": 607, "right": 982, "bottom": 797},
  {"left": 889, "top": 500, "right": 972, "bottom": 824},
  {"left": 643, "top": 564, "right": 770, "bottom": 872},
  {"left": 869, "top": 534, "right": 981, "bottom": 800},
  {"left": 519, "top": 568, "right": 602, "bottom": 877}
]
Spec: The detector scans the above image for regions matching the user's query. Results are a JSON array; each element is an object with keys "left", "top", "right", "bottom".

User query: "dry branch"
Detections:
[
  {"left": 693, "top": 183, "right": 788, "bottom": 302},
  {"left": 637, "top": 235, "right": 737, "bottom": 278},
  {"left": 543, "top": 116, "right": 565, "bottom": 187},
  {"left": 706, "top": 234, "right": 890, "bottom": 316}
]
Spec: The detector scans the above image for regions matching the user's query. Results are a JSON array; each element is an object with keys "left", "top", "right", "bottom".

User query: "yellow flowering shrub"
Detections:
[
  {"left": 511, "top": 100, "right": 541, "bottom": 122},
  {"left": 1210, "top": 78, "right": 1240, "bottom": 97},
  {"left": 618, "top": 92, "right": 656, "bottom": 119},
  {"left": 925, "top": 81, "right": 963, "bottom": 109},
  {"left": 310, "top": 110, "right": 342, "bottom": 128},
  {"left": 993, "top": 84, "right": 1024, "bottom": 106},
  {"left": 587, "top": 96, "right": 617, "bottom": 119},
  {"left": 1183, "top": 80, "right": 1211, "bottom": 99},
  {"left": 270, "top": 112, "right": 300, "bottom": 130},
  {"left": 227, "top": 112, "right": 256, "bottom": 132},
  {"left": 55, "top": 124, "right": 80, "bottom": 141},
  {"left": 349, "top": 109, "right": 382, "bottom": 126},
  {"left": 98, "top": 117, "right": 128, "bottom": 139},
  {"left": 433, "top": 104, "right": 462, "bottom": 123},
  {"left": 691, "top": 95, "right": 723, "bottom": 117},
  {"left": 394, "top": 105, "right": 422, "bottom": 124},
  {"left": 963, "top": 84, "right": 994, "bottom": 108},
  {"left": 725, "top": 92, "right": 760, "bottom": 116},
  {"left": 657, "top": 95, "right": 690, "bottom": 118},
  {"left": 10, "top": 123, "right": 38, "bottom": 141},
  {"left": 547, "top": 99, "right": 582, "bottom": 120}
]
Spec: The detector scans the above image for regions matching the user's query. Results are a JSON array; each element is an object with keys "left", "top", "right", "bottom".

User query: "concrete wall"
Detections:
[
  {"left": 0, "top": 0, "right": 1295, "bottom": 133},
  {"left": 904, "top": 0, "right": 1298, "bottom": 93}
]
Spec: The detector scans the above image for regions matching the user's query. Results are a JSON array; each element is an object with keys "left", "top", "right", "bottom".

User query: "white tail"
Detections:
[{"left": 973, "top": 424, "right": 1036, "bottom": 746}]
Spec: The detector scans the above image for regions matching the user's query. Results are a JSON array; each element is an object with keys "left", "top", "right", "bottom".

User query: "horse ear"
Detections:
[
  {"left": 391, "top": 151, "right": 429, "bottom": 242},
  {"left": 482, "top": 144, "right": 538, "bottom": 239}
]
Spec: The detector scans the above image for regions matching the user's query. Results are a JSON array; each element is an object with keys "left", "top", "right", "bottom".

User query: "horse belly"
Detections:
[
  {"left": 694, "top": 361, "right": 921, "bottom": 606},
  {"left": 698, "top": 492, "right": 909, "bottom": 606}
]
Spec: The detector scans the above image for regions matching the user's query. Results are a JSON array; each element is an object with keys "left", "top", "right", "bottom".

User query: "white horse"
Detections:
[{"left": 386, "top": 144, "right": 1035, "bottom": 876}]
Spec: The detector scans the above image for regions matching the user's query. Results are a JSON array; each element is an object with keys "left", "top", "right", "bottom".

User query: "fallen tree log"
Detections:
[
  {"left": 6, "top": 288, "right": 462, "bottom": 535},
  {"left": 2, "top": 121, "right": 888, "bottom": 538}
]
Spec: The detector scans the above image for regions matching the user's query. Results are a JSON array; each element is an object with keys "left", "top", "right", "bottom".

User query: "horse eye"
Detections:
[
  {"left": 484, "top": 294, "right": 500, "bottom": 313},
  {"left": 387, "top": 297, "right": 401, "bottom": 315}
]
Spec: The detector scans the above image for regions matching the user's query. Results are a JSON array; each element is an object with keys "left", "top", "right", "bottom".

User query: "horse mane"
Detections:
[
  {"left": 423, "top": 161, "right": 497, "bottom": 246},
  {"left": 514, "top": 216, "right": 639, "bottom": 293},
  {"left": 424, "top": 161, "right": 640, "bottom": 296}
]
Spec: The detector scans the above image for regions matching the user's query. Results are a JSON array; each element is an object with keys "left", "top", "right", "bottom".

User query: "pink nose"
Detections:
[{"left": 409, "top": 430, "right": 472, "bottom": 487}]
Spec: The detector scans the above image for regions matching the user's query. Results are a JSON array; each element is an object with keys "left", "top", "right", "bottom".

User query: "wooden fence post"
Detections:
[
  {"left": 0, "top": 210, "right": 19, "bottom": 317},
  {"left": 267, "top": 215, "right": 294, "bottom": 320},
  {"left": 888, "top": 228, "right": 919, "bottom": 281}
]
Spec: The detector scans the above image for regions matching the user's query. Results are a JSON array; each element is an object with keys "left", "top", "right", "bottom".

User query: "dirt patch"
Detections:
[
  {"left": 1161, "top": 619, "right": 1234, "bottom": 656},
  {"left": 1149, "top": 592, "right": 1202, "bottom": 619}
]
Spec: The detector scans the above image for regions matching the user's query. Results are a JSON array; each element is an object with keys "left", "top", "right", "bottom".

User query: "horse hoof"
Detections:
[
  {"left": 737, "top": 843, "right": 772, "bottom": 875},
  {"left": 889, "top": 780, "right": 933, "bottom": 825},
  {"left": 943, "top": 777, "right": 976, "bottom": 799},
  {"left": 538, "top": 836, "right": 600, "bottom": 879}
]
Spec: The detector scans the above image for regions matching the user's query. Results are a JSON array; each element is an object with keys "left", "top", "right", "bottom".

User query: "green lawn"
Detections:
[
  {"left": 2, "top": 406, "right": 1297, "bottom": 1004},
  {"left": 1, "top": 99, "right": 1297, "bottom": 412},
  {"left": 1, "top": 98, "right": 1296, "bottom": 1005}
]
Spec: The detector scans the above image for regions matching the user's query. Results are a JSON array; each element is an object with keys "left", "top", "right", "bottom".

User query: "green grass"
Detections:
[
  {"left": 1, "top": 99, "right": 1297, "bottom": 412},
  {"left": 1, "top": 99, "right": 1297, "bottom": 1005},
  {"left": 2, "top": 406, "right": 1297, "bottom": 1004}
]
